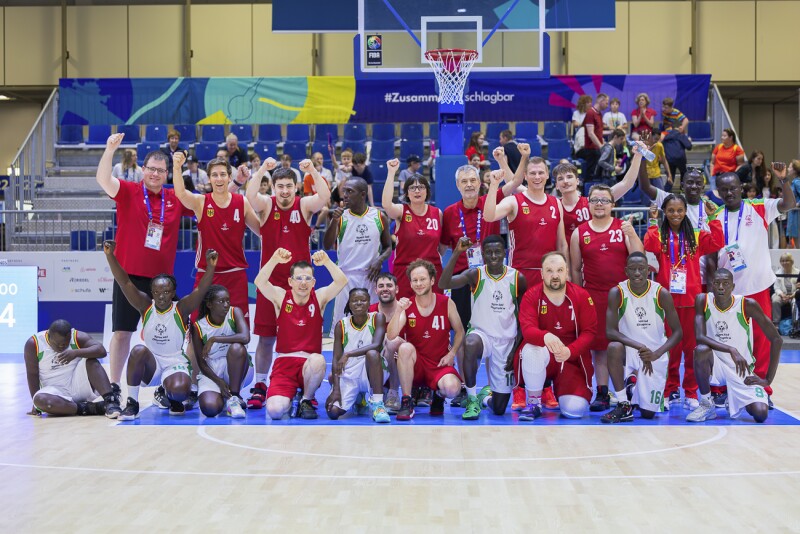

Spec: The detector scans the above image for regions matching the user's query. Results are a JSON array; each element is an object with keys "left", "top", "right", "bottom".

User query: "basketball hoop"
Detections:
[{"left": 424, "top": 48, "right": 479, "bottom": 105}]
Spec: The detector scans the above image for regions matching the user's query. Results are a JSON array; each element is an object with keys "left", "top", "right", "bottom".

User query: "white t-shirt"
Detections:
[
  {"left": 603, "top": 111, "right": 628, "bottom": 130},
  {"left": 112, "top": 163, "right": 143, "bottom": 183},
  {"left": 571, "top": 110, "right": 586, "bottom": 125},
  {"left": 183, "top": 168, "right": 209, "bottom": 189}
]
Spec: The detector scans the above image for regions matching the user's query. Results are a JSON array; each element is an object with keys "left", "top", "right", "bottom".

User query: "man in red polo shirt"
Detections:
[
  {"left": 576, "top": 93, "right": 609, "bottom": 179},
  {"left": 95, "top": 132, "right": 192, "bottom": 397}
]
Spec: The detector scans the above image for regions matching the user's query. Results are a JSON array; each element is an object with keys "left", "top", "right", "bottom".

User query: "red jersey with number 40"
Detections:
[
  {"left": 260, "top": 196, "right": 311, "bottom": 289},
  {"left": 561, "top": 196, "right": 591, "bottom": 243},
  {"left": 401, "top": 293, "right": 451, "bottom": 365},
  {"left": 508, "top": 193, "right": 561, "bottom": 270},
  {"left": 577, "top": 219, "right": 629, "bottom": 292},
  {"left": 394, "top": 204, "right": 442, "bottom": 266},
  {"left": 196, "top": 193, "right": 247, "bottom": 272},
  {"left": 275, "top": 289, "right": 323, "bottom": 354}
]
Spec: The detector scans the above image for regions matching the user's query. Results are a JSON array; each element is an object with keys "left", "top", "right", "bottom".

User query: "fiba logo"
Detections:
[{"left": 367, "top": 35, "right": 382, "bottom": 50}]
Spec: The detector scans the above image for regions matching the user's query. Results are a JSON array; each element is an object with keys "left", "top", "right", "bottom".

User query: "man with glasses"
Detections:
[
  {"left": 569, "top": 184, "right": 643, "bottom": 412},
  {"left": 254, "top": 248, "right": 348, "bottom": 420},
  {"left": 96, "top": 133, "right": 193, "bottom": 399}
]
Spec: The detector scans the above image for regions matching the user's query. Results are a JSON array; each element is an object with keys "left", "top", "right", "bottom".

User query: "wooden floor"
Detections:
[{"left": 2, "top": 357, "right": 800, "bottom": 532}]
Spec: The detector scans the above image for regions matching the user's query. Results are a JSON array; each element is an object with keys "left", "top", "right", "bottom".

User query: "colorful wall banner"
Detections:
[{"left": 59, "top": 74, "right": 711, "bottom": 126}]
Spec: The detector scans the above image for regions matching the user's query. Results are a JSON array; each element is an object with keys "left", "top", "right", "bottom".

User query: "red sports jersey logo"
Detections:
[
  {"left": 541, "top": 304, "right": 548, "bottom": 314},
  {"left": 522, "top": 207, "right": 530, "bottom": 215},
  {"left": 274, "top": 211, "right": 280, "bottom": 220},
  {"left": 588, "top": 297, "right": 594, "bottom": 306},
  {"left": 405, "top": 214, "right": 412, "bottom": 222},
  {"left": 583, "top": 234, "right": 590, "bottom": 244},
  {"left": 409, "top": 318, "right": 416, "bottom": 327},
  {"left": 285, "top": 303, "right": 293, "bottom": 313},
  {"left": 206, "top": 206, "right": 215, "bottom": 218}
]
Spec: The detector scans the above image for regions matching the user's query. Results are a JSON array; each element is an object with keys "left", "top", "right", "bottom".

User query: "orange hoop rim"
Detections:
[{"left": 424, "top": 48, "right": 479, "bottom": 63}]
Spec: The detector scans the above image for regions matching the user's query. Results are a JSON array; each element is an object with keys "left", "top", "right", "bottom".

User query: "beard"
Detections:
[{"left": 547, "top": 279, "right": 565, "bottom": 291}]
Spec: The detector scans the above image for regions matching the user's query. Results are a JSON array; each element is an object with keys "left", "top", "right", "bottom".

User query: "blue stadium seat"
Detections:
[
  {"left": 70, "top": 230, "right": 97, "bottom": 251},
  {"left": 342, "top": 140, "right": 366, "bottom": 155},
  {"left": 194, "top": 142, "right": 220, "bottom": 164},
  {"left": 145, "top": 124, "right": 168, "bottom": 143},
  {"left": 315, "top": 124, "right": 339, "bottom": 144},
  {"left": 230, "top": 124, "right": 253, "bottom": 144},
  {"left": 286, "top": 124, "right": 310, "bottom": 144},
  {"left": 370, "top": 140, "right": 396, "bottom": 162},
  {"left": 103, "top": 226, "right": 115, "bottom": 242},
  {"left": 486, "top": 122, "right": 509, "bottom": 143},
  {"left": 529, "top": 139, "right": 543, "bottom": 158},
  {"left": 400, "top": 140, "right": 424, "bottom": 162},
  {"left": 173, "top": 124, "right": 197, "bottom": 144},
  {"left": 343, "top": 124, "right": 367, "bottom": 143},
  {"left": 116, "top": 124, "right": 141, "bottom": 144},
  {"left": 87, "top": 125, "right": 111, "bottom": 145},
  {"left": 257, "top": 124, "right": 282, "bottom": 144},
  {"left": 515, "top": 122, "right": 539, "bottom": 142},
  {"left": 283, "top": 141, "right": 308, "bottom": 162},
  {"left": 463, "top": 122, "right": 482, "bottom": 146},
  {"left": 371, "top": 123, "right": 396, "bottom": 142},
  {"left": 543, "top": 122, "right": 569, "bottom": 142},
  {"left": 546, "top": 139, "right": 572, "bottom": 161},
  {"left": 428, "top": 123, "right": 439, "bottom": 142},
  {"left": 58, "top": 125, "right": 84, "bottom": 144},
  {"left": 688, "top": 121, "right": 713, "bottom": 142},
  {"left": 311, "top": 140, "right": 331, "bottom": 164},
  {"left": 136, "top": 142, "right": 162, "bottom": 166},
  {"left": 253, "top": 142, "right": 278, "bottom": 160},
  {"left": 201, "top": 125, "right": 226, "bottom": 143},
  {"left": 400, "top": 123, "right": 424, "bottom": 142},
  {"left": 177, "top": 229, "right": 195, "bottom": 251}
]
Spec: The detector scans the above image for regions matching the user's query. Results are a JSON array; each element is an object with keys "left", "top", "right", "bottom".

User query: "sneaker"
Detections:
[
  {"left": 450, "top": 385, "right": 467, "bottom": 408},
  {"left": 686, "top": 397, "right": 717, "bottom": 422},
  {"left": 511, "top": 387, "right": 526, "bottom": 411},
  {"left": 384, "top": 389, "right": 401, "bottom": 415},
  {"left": 600, "top": 402, "right": 634, "bottom": 424},
  {"left": 462, "top": 395, "right": 481, "bottom": 420},
  {"left": 354, "top": 392, "right": 369, "bottom": 415},
  {"left": 298, "top": 399, "right": 317, "bottom": 420},
  {"left": 103, "top": 393, "right": 121, "bottom": 419},
  {"left": 110, "top": 382, "right": 122, "bottom": 406},
  {"left": 247, "top": 381, "right": 267, "bottom": 410},
  {"left": 712, "top": 392, "right": 728, "bottom": 408},
  {"left": 541, "top": 386, "right": 559, "bottom": 410},
  {"left": 119, "top": 398, "right": 140, "bottom": 421},
  {"left": 430, "top": 392, "right": 445, "bottom": 416},
  {"left": 683, "top": 396, "right": 699, "bottom": 410},
  {"left": 477, "top": 385, "right": 492, "bottom": 409},
  {"left": 396, "top": 395, "right": 415, "bottom": 421},
  {"left": 183, "top": 389, "right": 198, "bottom": 410},
  {"left": 668, "top": 390, "right": 680, "bottom": 404},
  {"left": 77, "top": 400, "right": 106, "bottom": 416},
  {"left": 372, "top": 402, "right": 391, "bottom": 423},
  {"left": 625, "top": 375, "right": 637, "bottom": 401},
  {"left": 152, "top": 386, "right": 170, "bottom": 409},
  {"left": 589, "top": 393, "right": 611, "bottom": 412},
  {"left": 609, "top": 394, "right": 619, "bottom": 406},
  {"left": 169, "top": 399, "right": 185, "bottom": 416},
  {"left": 518, "top": 403, "right": 543, "bottom": 421},
  {"left": 416, "top": 388, "right": 433, "bottom": 407},
  {"left": 226, "top": 396, "right": 246, "bottom": 418}
]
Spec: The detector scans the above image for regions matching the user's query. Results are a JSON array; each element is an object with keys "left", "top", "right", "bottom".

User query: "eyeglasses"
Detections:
[
  {"left": 143, "top": 166, "right": 168, "bottom": 176},
  {"left": 588, "top": 198, "right": 613, "bottom": 205},
  {"left": 408, "top": 185, "right": 426, "bottom": 192},
  {"left": 292, "top": 275, "right": 314, "bottom": 282}
]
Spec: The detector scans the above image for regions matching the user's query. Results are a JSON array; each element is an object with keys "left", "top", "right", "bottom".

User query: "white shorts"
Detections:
[
  {"left": 470, "top": 329, "right": 516, "bottom": 394},
  {"left": 198, "top": 356, "right": 255, "bottom": 396},
  {"left": 333, "top": 355, "right": 389, "bottom": 411},
  {"left": 624, "top": 347, "right": 668, "bottom": 413},
  {"left": 33, "top": 359, "right": 97, "bottom": 403},
  {"left": 330, "top": 271, "right": 378, "bottom": 333},
  {"left": 709, "top": 353, "right": 768, "bottom": 417},
  {"left": 140, "top": 347, "right": 191, "bottom": 387}
]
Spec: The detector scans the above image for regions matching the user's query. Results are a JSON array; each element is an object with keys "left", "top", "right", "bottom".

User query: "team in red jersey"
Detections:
[{"left": 254, "top": 248, "right": 347, "bottom": 420}]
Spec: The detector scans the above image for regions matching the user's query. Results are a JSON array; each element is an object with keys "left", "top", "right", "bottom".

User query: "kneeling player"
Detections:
[
  {"left": 602, "top": 253, "right": 682, "bottom": 423},
  {"left": 516, "top": 252, "right": 597, "bottom": 421},
  {"left": 439, "top": 235, "right": 527, "bottom": 418},
  {"left": 25, "top": 320, "right": 120, "bottom": 418},
  {"left": 192, "top": 285, "right": 253, "bottom": 419},
  {"left": 387, "top": 260, "right": 464, "bottom": 420},
  {"left": 687, "top": 269, "right": 781, "bottom": 423},
  {"left": 255, "top": 248, "right": 348, "bottom": 420},
  {"left": 326, "top": 288, "right": 391, "bottom": 423},
  {"left": 372, "top": 273, "right": 403, "bottom": 413}
]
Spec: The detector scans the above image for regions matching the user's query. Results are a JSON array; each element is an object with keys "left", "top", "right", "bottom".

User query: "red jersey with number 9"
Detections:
[
  {"left": 196, "top": 193, "right": 247, "bottom": 272},
  {"left": 400, "top": 293, "right": 451, "bottom": 365},
  {"left": 275, "top": 289, "right": 323, "bottom": 354}
]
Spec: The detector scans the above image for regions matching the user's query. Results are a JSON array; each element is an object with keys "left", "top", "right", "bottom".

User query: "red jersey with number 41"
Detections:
[
  {"left": 400, "top": 293, "right": 451, "bottom": 365},
  {"left": 275, "top": 289, "right": 323, "bottom": 354},
  {"left": 576, "top": 218, "right": 629, "bottom": 292},
  {"left": 196, "top": 193, "right": 247, "bottom": 272},
  {"left": 508, "top": 193, "right": 561, "bottom": 270}
]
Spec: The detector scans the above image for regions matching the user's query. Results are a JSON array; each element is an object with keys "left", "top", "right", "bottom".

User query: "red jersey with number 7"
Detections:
[
  {"left": 196, "top": 193, "right": 247, "bottom": 273},
  {"left": 275, "top": 289, "right": 323, "bottom": 354},
  {"left": 400, "top": 293, "right": 451, "bottom": 365}
]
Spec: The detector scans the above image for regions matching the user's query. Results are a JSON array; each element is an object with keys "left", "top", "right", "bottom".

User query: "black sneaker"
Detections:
[
  {"left": 396, "top": 395, "right": 415, "bottom": 421},
  {"left": 110, "top": 382, "right": 122, "bottom": 406},
  {"left": 601, "top": 402, "right": 634, "bottom": 423},
  {"left": 625, "top": 375, "right": 637, "bottom": 402},
  {"left": 119, "top": 398, "right": 140, "bottom": 421},
  {"left": 153, "top": 386, "right": 170, "bottom": 409},
  {"left": 298, "top": 399, "right": 318, "bottom": 420},
  {"left": 183, "top": 389, "right": 198, "bottom": 410},
  {"left": 712, "top": 392, "right": 728, "bottom": 408},
  {"left": 668, "top": 390, "right": 680, "bottom": 404},
  {"left": 76, "top": 400, "right": 106, "bottom": 416},
  {"left": 430, "top": 392, "right": 445, "bottom": 416},
  {"left": 169, "top": 399, "right": 185, "bottom": 416},
  {"left": 102, "top": 393, "right": 121, "bottom": 419},
  {"left": 589, "top": 393, "right": 611, "bottom": 412},
  {"left": 416, "top": 387, "right": 433, "bottom": 407},
  {"left": 450, "top": 385, "right": 467, "bottom": 408}
]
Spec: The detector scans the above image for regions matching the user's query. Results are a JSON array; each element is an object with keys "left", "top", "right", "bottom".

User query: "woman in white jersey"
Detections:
[
  {"left": 192, "top": 285, "right": 252, "bottom": 419},
  {"left": 103, "top": 240, "right": 218, "bottom": 420},
  {"left": 325, "top": 288, "right": 391, "bottom": 423}
]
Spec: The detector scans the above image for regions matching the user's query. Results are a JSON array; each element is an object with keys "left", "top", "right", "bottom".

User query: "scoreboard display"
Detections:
[{"left": 0, "top": 267, "right": 38, "bottom": 356}]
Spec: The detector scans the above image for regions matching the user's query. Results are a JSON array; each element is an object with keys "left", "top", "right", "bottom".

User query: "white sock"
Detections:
[
  {"left": 526, "top": 391, "right": 541, "bottom": 405},
  {"left": 466, "top": 386, "right": 477, "bottom": 397},
  {"left": 370, "top": 393, "right": 384, "bottom": 404},
  {"left": 481, "top": 393, "right": 493, "bottom": 408},
  {"left": 128, "top": 386, "right": 139, "bottom": 402},
  {"left": 700, "top": 392, "right": 712, "bottom": 403},
  {"left": 255, "top": 373, "right": 269, "bottom": 385},
  {"left": 190, "top": 383, "right": 198, "bottom": 393},
  {"left": 616, "top": 389, "right": 628, "bottom": 404}
]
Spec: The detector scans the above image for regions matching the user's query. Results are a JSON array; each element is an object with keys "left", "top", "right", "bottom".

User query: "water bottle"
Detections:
[
  {"left": 291, "top": 390, "right": 300, "bottom": 418},
  {"left": 638, "top": 144, "right": 656, "bottom": 162}
]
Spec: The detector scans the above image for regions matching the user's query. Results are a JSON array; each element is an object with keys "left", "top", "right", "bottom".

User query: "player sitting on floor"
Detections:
[
  {"left": 103, "top": 240, "right": 218, "bottom": 420},
  {"left": 326, "top": 288, "right": 391, "bottom": 423},
  {"left": 192, "top": 285, "right": 253, "bottom": 419}
]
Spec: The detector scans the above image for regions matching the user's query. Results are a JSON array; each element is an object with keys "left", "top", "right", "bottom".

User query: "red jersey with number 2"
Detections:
[
  {"left": 576, "top": 219, "right": 629, "bottom": 292},
  {"left": 561, "top": 196, "right": 591, "bottom": 245},
  {"left": 196, "top": 193, "right": 247, "bottom": 272},
  {"left": 508, "top": 193, "right": 561, "bottom": 270},
  {"left": 401, "top": 293, "right": 451, "bottom": 365},
  {"left": 275, "top": 289, "right": 323, "bottom": 354}
]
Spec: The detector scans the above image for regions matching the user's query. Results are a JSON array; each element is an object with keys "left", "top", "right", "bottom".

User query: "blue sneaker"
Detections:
[
  {"left": 355, "top": 392, "right": 369, "bottom": 415},
  {"left": 519, "top": 403, "right": 542, "bottom": 421},
  {"left": 372, "top": 402, "right": 391, "bottom": 423}
]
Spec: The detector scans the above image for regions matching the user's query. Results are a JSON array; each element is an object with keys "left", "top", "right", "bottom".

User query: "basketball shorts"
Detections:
[
  {"left": 140, "top": 348, "right": 192, "bottom": 387},
  {"left": 413, "top": 354, "right": 460, "bottom": 391},
  {"left": 586, "top": 287, "right": 611, "bottom": 352},
  {"left": 470, "top": 328, "right": 516, "bottom": 394},
  {"left": 198, "top": 355, "right": 255, "bottom": 396},
  {"left": 709, "top": 352, "right": 768, "bottom": 417},
  {"left": 34, "top": 359, "right": 97, "bottom": 403},
  {"left": 267, "top": 353, "right": 312, "bottom": 399},
  {"left": 624, "top": 347, "right": 668, "bottom": 412},
  {"left": 519, "top": 344, "right": 594, "bottom": 402},
  {"left": 333, "top": 355, "right": 389, "bottom": 411}
]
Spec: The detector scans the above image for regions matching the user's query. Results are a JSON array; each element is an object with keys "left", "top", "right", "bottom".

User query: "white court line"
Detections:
[{"left": 196, "top": 426, "right": 728, "bottom": 462}]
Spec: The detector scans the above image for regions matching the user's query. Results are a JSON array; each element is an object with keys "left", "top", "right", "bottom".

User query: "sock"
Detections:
[
  {"left": 370, "top": 393, "right": 384, "bottom": 404},
  {"left": 526, "top": 391, "right": 541, "bottom": 406},
  {"left": 616, "top": 390, "right": 628, "bottom": 404},
  {"left": 190, "top": 383, "right": 198, "bottom": 393},
  {"left": 700, "top": 392, "right": 712, "bottom": 403},
  {"left": 598, "top": 385, "right": 608, "bottom": 397},
  {"left": 128, "top": 386, "right": 139, "bottom": 402},
  {"left": 466, "top": 386, "right": 477, "bottom": 397},
  {"left": 256, "top": 373, "right": 269, "bottom": 385},
  {"left": 481, "top": 394, "right": 493, "bottom": 408}
]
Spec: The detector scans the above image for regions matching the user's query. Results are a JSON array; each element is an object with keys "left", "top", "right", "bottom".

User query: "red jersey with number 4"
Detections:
[
  {"left": 275, "top": 289, "right": 323, "bottom": 354},
  {"left": 260, "top": 196, "right": 311, "bottom": 289},
  {"left": 561, "top": 196, "right": 591, "bottom": 244},
  {"left": 196, "top": 193, "right": 247, "bottom": 272},
  {"left": 508, "top": 193, "right": 561, "bottom": 270},
  {"left": 577, "top": 219, "right": 629, "bottom": 292},
  {"left": 400, "top": 293, "right": 451, "bottom": 364},
  {"left": 394, "top": 204, "right": 442, "bottom": 267}
]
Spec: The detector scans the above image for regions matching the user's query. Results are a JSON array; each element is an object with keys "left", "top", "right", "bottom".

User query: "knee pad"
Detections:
[{"left": 559, "top": 395, "right": 589, "bottom": 419}]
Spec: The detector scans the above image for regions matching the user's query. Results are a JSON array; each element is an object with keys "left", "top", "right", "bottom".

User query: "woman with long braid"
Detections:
[{"left": 645, "top": 194, "right": 724, "bottom": 410}]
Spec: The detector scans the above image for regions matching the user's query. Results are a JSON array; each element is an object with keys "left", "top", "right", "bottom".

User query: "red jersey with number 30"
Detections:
[
  {"left": 561, "top": 196, "right": 591, "bottom": 244},
  {"left": 401, "top": 293, "right": 451, "bottom": 364},
  {"left": 196, "top": 193, "right": 247, "bottom": 272},
  {"left": 275, "top": 289, "right": 323, "bottom": 354},
  {"left": 394, "top": 204, "right": 442, "bottom": 267},
  {"left": 576, "top": 219, "right": 629, "bottom": 292},
  {"left": 260, "top": 196, "right": 311, "bottom": 289},
  {"left": 508, "top": 193, "right": 561, "bottom": 270}
]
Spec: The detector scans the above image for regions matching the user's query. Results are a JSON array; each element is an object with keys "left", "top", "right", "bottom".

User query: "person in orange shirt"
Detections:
[{"left": 711, "top": 128, "right": 745, "bottom": 177}]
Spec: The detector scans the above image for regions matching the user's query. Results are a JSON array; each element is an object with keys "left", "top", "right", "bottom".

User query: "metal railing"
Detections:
[{"left": 709, "top": 83, "right": 746, "bottom": 170}]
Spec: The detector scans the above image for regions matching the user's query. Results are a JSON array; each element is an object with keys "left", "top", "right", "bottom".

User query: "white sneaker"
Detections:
[
  {"left": 683, "top": 397, "right": 700, "bottom": 410},
  {"left": 686, "top": 398, "right": 717, "bottom": 422},
  {"left": 226, "top": 396, "right": 246, "bottom": 418}
]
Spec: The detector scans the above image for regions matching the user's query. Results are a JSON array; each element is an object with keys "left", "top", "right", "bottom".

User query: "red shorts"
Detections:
[
  {"left": 394, "top": 263, "right": 443, "bottom": 300},
  {"left": 413, "top": 356, "right": 460, "bottom": 390},
  {"left": 513, "top": 345, "right": 594, "bottom": 402},
  {"left": 192, "top": 269, "right": 249, "bottom": 321},
  {"left": 586, "top": 287, "right": 610, "bottom": 351},
  {"left": 267, "top": 356, "right": 306, "bottom": 398},
  {"left": 254, "top": 290, "right": 278, "bottom": 337}
]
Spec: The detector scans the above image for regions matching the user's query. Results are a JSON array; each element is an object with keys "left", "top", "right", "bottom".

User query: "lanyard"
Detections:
[
  {"left": 723, "top": 201, "right": 744, "bottom": 245},
  {"left": 459, "top": 207, "right": 481, "bottom": 242},
  {"left": 143, "top": 182, "right": 165, "bottom": 225},
  {"left": 669, "top": 231, "right": 686, "bottom": 268}
]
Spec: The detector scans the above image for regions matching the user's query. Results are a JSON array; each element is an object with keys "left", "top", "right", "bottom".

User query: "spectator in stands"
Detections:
[
  {"left": 603, "top": 97, "right": 628, "bottom": 135},
  {"left": 662, "top": 126, "right": 692, "bottom": 187},
  {"left": 661, "top": 97, "right": 689, "bottom": 134},
  {"left": 785, "top": 161, "right": 800, "bottom": 247},
  {"left": 225, "top": 133, "right": 248, "bottom": 169},
  {"left": 274, "top": 153, "right": 302, "bottom": 186},
  {"left": 331, "top": 147, "right": 353, "bottom": 188},
  {"left": 398, "top": 154, "right": 422, "bottom": 192},
  {"left": 737, "top": 149, "right": 766, "bottom": 186},
  {"left": 259, "top": 176, "right": 271, "bottom": 195},
  {"left": 249, "top": 152, "right": 261, "bottom": 171},
  {"left": 111, "top": 149, "right": 143, "bottom": 183},
  {"left": 469, "top": 154, "right": 482, "bottom": 172},
  {"left": 772, "top": 253, "right": 799, "bottom": 323},
  {"left": 351, "top": 152, "right": 375, "bottom": 206},
  {"left": 711, "top": 128, "right": 745, "bottom": 178},
  {"left": 641, "top": 129, "right": 673, "bottom": 193},
  {"left": 576, "top": 93, "right": 608, "bottom": 178},
  {"left": 631, "top": 92, "right": 657, "bottom": 140},
  {"left": 572, "top": 95, "right": 593, "bottom": 131},
  {"left": 742, "top": 183, "right": 758, "bottom": 199},
  {"left": 499, "top": 129, "right": 522, "bottom": 173},
  {"left": 596, "top": 129, "right": 628, "bottom": 185},
  {"left": 183, "top": 155, "right": 210, "bottom": 193},
  {"left": 162, "top": 129, "right": 184, "bottom": 186},
  {"left": 465, "top": 132, "right": 489, "bottom": 169},
  {"left": 311, "top": 151, "right": 333, "bottom": 183}
]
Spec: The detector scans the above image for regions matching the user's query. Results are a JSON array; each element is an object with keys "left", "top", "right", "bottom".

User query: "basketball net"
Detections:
[{"left": 424, "top": 49, "right": 479, "bottom": 106}]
